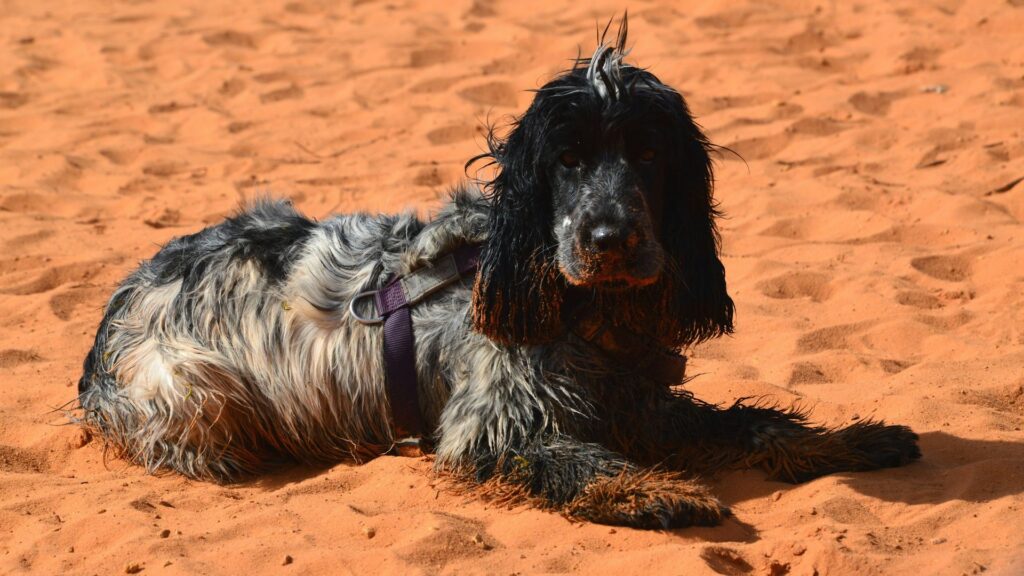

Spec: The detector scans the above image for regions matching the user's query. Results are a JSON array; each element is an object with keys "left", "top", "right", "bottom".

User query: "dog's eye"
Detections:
[
  {"left": 639, "top": 148, "right": 657, "bottom": 163},
  {"left": 559, "top": 151, "right": 580, "bottom": 168}
]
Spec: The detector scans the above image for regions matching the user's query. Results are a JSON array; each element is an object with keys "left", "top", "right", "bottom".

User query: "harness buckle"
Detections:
[{"left": 348, "top": 290, "right": 385, "bottom": 325}]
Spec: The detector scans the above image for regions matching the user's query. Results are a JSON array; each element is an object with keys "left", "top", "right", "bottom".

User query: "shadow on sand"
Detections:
[{"left": 712, "top": 431, "right": 1024, "bottom": 508}]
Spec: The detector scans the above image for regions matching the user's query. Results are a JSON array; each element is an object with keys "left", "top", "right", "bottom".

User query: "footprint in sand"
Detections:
[
  {"left": 848, "top": 91, "right": 905, "bottom": 116},
  {"left": 395, "top": 512, "right": 494, "bottom": 567},
  {"left": 880, "top": 359, "right": 912, "bottom": 374},
  {"left": 464, "top": 0, "right": 496, "bottom": 18},
  {"left": 789, "top": 361, "right": 830, "bottom": 385},
  {"left": 0, "top": 349, "right": 42, "bottom": 370},
  {"left": 0, "top": 444, "right": 48, "bottom": 473},
  {"left": 700, "top": 545, "right": 754, "bottom": 575},
  {"left": 900, "top": 46, "right": 943, "bottom": 74},
  {"left": 910, "top": 254, "right": 972, "bottom": 282},
  {"left": 148, "top": 101, "right": 194, "bottom": 115},
  {"left": 695, "top": 7, "right": 761, "bottom": 30},
  {"left": 820, "top": 496, "right": 882, "bottom": 525},
  {"left": 701, "top": 93, "right": 778, "bottom": 113},
  {"left": 425, "top": 124, "right": 480, "bottom": 146},
  {"left": 142, "top": 160, "right": 190, "bottom": 178},
  {"left": 4, "top": 229, "right": 55, "bottom": 251},
  {"left": 227, "top": 121, "right": 253, "bottom": 134},
  {"left": 202, "top": 30, "right": 258, "bottom": 50},
  {"left": 410, "top": 76, "right": 465, "bottom": 94},
  {"left": 0, "top": 192, "right": 52, "bottom": 213},
  {"left": 727, "top": 133, "right": 790, "bottom": 161},
  {"left": 99, "top": 147, "right": 141, "bottom": 166},
  {"left": 252, "top": 71, "right": 292, "bottom": 84},
  {"left": 796, "top": 323, "right": 861, "bottom": 354},
  {"left": 0, "top": 91, "right": 29, "bottom": 109},
  {"left": 260, "top": 84, "right": 304, "bottom": 104},
  {"left": 759, "top": 217, "right": 809, "bottom": 240},
  {"left": 284, "top": 2, "right": 322, "bottom": 14},
  {"left": 916, "top": 310, "right": 973, "bottom": 331},
  {"left": 779, "top": 25, "right": 836, "bottom": 55},
  {"left": 786, "top": 116, "right": 847, "bottom": 138},
  {"left": 219, "top": 77, "right": 246, "bottom": 97},
  {"left": 1, "top": 261, "right": 111, "bottom": 296},
  {"left": 896, "top": 290, "right": 944, "bottom": 309},
  {"left": 458, "top": 81, "right": 518, "bottom": 108},
  {"left": 410, "top": 46, "right": 452, "bottom": 68},
  {"left": 413, "top": 165, "right": 445, "bottom": 187},
  {"left": 49, "top": 284, "right": 109, "bottom": 321},
  {"left": 960, "top": 382, "right": 1024, "bottom": 416},
  {"left": 758, "top": 271, "right": 832, "bottom": 302}
]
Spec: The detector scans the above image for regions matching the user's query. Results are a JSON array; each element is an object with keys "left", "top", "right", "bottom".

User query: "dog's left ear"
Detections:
[
  {"left": 471, "top": 114, "right": 565, "bottom": 345},
  {"left": 660, "top": 92, "right": 735, "bottom": 344}
]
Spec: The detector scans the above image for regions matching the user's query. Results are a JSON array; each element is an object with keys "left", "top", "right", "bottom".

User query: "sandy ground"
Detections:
[{"left": 1, "top": 0, "right": 1023, "bottom": 574}]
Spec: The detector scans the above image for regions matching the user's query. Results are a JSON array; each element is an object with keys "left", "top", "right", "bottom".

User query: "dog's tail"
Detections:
[
  {"left": 75, "top": 282, "right": 132, "bottom": 467},
  {"left": 77, "top": 278, "right": 135, "bottom": 398}
]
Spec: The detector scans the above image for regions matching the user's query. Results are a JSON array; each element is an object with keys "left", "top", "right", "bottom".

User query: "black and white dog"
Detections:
[{"left": 78, "top": 23, "right": 920, "bottom": 528}]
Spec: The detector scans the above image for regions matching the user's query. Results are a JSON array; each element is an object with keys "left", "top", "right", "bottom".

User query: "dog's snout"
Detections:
[{"left": 586, "top": 223, "right": 628, "bottom": 252}]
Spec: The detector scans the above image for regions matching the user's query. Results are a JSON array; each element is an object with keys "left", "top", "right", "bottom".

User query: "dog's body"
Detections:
[{"left": 78, "top": 24, "right": 920, "bottom": 528}]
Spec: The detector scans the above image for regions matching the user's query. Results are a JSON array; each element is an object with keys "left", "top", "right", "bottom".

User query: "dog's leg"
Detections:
[
  {"left": 463, "top": 435, "right": 728, "bottom": 529},
  {"left": 661, "top": 395, "right": 922, "bottom": 483},
  {"left": 435, "top": 360, "right": 729, "bottom": 528}
]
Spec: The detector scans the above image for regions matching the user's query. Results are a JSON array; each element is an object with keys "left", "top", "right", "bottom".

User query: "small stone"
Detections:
[
  {"left": 70, "top": 428, "right": 92, "bottom": 448},
  {"left": 159, "top": 529, "right": 171, "bottom": 539},
  {"left": 125, "top": 563, "right": 144, "bottom": 574},
  {"left": 362, "top": 526, "right": 376, "bottom": 539},
  {"left": 772, "top": 491, "right": 783, "bottom": 502},
  {"left": 931, "top": 537, "right": 947, "bottom": 545},
  {"left": 282, "top": 555, "right": 293, "bottom": 566},
  {"left": 792, "top": 543, "right": 806, "bottom": 556},
  {"left": 472, "top": 533, "right": 492, "bottom": 550},
  {"left": 608, "top": 528, "right": 617, "bottom": 534},
  {"left": 67, "top": 546, "right": 74, "bottom": 553}
]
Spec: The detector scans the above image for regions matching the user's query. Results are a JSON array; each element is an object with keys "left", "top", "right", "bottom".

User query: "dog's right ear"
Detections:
[{"left": 470, "top": 113, "right": 565, "bottom": 345}]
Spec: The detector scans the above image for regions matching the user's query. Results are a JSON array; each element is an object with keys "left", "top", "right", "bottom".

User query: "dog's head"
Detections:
[{"left": 471, "top": 19, "right": 733, "bottom": 347}]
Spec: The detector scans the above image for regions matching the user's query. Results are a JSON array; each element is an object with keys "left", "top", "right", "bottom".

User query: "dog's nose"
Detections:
[{"left": 586, "top": 223, "right": 627, "bottom": 252}]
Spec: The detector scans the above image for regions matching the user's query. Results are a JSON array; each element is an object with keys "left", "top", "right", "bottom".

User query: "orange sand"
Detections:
[{"left": 2, "top": 1, "right": 1023, "bottom": 574}]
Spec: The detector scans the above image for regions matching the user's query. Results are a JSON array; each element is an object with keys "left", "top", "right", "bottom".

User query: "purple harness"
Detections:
[{"left": 349, "top": 245, "right": 481, "bottom": 450}]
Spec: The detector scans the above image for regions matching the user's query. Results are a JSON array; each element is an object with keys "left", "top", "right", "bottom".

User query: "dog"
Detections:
[{"left": 77, "top": 20, "right": 920, "bottom": 529}]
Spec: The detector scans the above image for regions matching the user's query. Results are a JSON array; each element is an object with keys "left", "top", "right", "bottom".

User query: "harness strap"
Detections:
[{"left": 368, "top": 245, "right": 481, "bottom": 445}]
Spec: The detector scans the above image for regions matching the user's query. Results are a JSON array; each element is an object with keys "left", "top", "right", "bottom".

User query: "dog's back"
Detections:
[{"left": 78, "top": 190, "right": 488, "bottom": 480}]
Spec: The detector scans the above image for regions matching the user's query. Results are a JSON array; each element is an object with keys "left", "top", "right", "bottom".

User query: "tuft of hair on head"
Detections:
[{"left": 585, "top": 12, "right": 631, "bottom": 104}]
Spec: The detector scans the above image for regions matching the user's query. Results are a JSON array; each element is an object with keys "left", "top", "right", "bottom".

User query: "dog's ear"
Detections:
[
  {"left": 471, "top": 113, "right": 565, "bottom": 345},
  {"left": 661, "top": 93, "right": 735, "bottom": 345}
]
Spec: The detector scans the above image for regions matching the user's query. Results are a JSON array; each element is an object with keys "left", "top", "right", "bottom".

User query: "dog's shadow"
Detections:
[
  {"left": 240, "top": 431, "right": 1023, "bottom": 541},
  {"left": 840, "top": 431, "right": 1024, "bottom": 505},
  {"left": 714, "top": 431, "right": 1024, "bottom": 509},
  {"left": 243, "top": 463, "right": 332, "bottom": 491}
]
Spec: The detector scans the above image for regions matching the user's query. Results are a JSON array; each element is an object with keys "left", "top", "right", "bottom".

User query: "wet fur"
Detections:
[{"left": 77, "top": 22, "right": 920, "bottom": 528}]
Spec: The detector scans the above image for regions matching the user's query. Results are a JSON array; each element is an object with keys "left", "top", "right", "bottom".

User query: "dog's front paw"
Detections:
[
  {"left": 566, "top": 470, "right": 728, "bottom": 529},
  {"left": 844, "top": 422, "right": 922, "bottom": 469}
]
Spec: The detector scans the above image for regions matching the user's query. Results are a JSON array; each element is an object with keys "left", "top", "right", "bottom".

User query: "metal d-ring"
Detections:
[{"left": 348, "top": 290, "right": 384, "bottom": 325}]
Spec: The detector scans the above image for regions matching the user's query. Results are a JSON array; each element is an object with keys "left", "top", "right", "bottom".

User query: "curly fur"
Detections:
[{"left": 76, "top": 17, "right": 920, "bottom": 528}]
